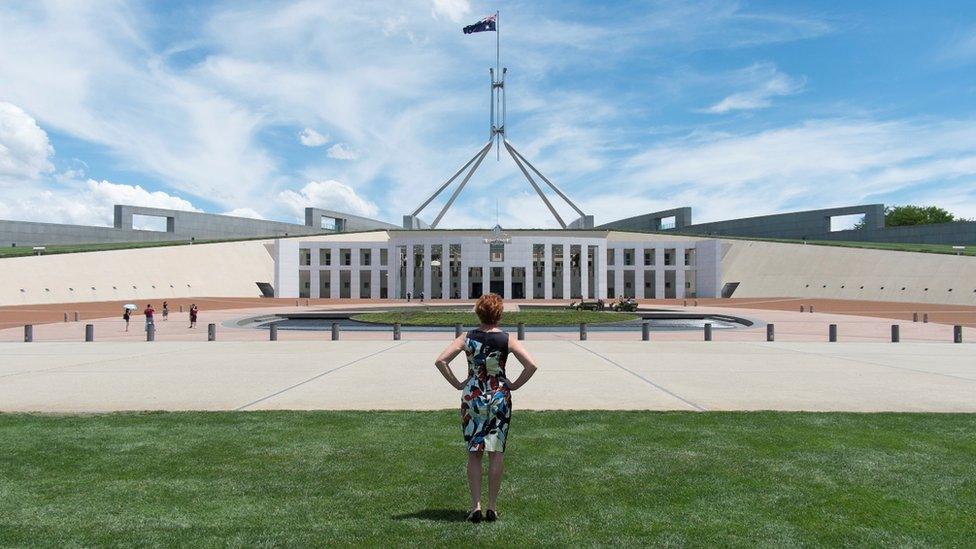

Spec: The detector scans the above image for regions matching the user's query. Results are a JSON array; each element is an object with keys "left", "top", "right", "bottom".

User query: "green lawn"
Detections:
[
  {"left": 0, "top": 237, "right": 270, "bottom": 258},
  {"left": 351, "top": 309, "right": 638, "bottom": 326},
  {"left": 1, "top": 411, "right": 974, "bottom": 546}
]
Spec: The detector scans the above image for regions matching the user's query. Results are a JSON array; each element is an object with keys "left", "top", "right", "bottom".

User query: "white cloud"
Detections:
[
  {"left": 327, "top": 143, "right": 358, "bottom": 160},
  {"left": 619, "top": 117, "right": 976, "bottom": 222},
  {"left": 0, "top": 178, "right": 199, "bottom": 227},
  {"left": 702, "top": 62, "right": 805, "bottom": 114},
  {"left": 431, "top": 0, "right": 470, "bottom": 23},
  {"left": 222, "top": 207, "right": 265, "bottom": 219},
  {"left": 0, "top": 102, "right": 54, "bottom": 179},
  {"left": 277, "top": 180, "right": 379, "bottom": 219},
  {"left": 299, "top": 127, "right": 329, "bottom": 147}
]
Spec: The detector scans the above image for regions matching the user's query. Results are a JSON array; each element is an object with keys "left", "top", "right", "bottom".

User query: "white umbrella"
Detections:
[{"left": 123, "top": 304, "right": 137, "bottom": 310}]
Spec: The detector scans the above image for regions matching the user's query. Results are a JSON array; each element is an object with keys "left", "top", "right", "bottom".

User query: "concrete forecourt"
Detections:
[{"left": 1, "top": 339, "right": 974, "bottom": 413}]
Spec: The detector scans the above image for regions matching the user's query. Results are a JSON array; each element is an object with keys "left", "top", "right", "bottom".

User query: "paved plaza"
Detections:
[{"left": 1, "top": 340, "right": 973, "bottom": 413}]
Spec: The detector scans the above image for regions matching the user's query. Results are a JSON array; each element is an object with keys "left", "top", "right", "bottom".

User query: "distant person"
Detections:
[
  {"left": 420, "top": 291, "right": 425, "bottom": 302},
  {"left": 434, "top": 293, "right": 539, "bottom": 523},
  {"left": 454, "top": 290, "right": 460, "bottom": 299},
  {"left": 162, "top": 301, "right": 169, "bottom": 321},
  {"left": 407, "top": 292, "right": 412, "bottom": 302},
  {"left": 144, "top": 304, "right": 155, "bottom": 332},
  {"left": 189, "top": 304, "right": 198, "bottom": 328},
  {"left": 122, "top": 308, "right": 130, "bottom": 332}
]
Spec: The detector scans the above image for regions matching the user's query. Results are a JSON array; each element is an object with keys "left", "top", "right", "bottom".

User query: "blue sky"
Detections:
[{"left": 1, "top": 0, "right": 975, "bottom": 229}]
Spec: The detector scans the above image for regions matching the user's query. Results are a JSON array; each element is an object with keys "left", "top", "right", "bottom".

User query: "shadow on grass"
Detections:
[{"left": 392, "top": 509, "right": 468, "bottom": 522}]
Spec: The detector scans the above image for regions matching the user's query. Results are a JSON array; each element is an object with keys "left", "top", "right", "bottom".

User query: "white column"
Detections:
[
  {"left": 405, "top": 242, "right": 414, "bottom": 299},
  {"left": 389, "top": 245, "right": 399, "bottom": 300},
  {"left": 596, "top": 241, "right": 608, "bottom": 299},
  {"left": 441, "top": 241, "right": 450, "bottom": 300},
  {"left": 613, "top": 247, "right": 624, "bottom": 300},
  {"left": 524, "top": 263, "right": 534, "bottom": 300},
  {"left": 350, "top": 247, "right": 361, "bottom": 299},
  {"left": 273, "top": 239, "right": 299, "bottom": 298},
  {"left": 675, "top": 246, "right": 686, "bottom": 299},
  {"left": 484, "top": 263, "right": 493, "bottom": 296},
  {"left": 580, "top": 246, "right": 590, "bottom": 299},
  {"left": 635, "top": 248, "right": 645, "bottom": 299},
  {"left": 561, "top": 245, "right": 570, "bottom": 300},
  {"left": 370, "top": 247, "right": 380, "bottom": 299},
  {"left": 330, "top": 268, "right": 340, "bottom": 299},
  {"left": 543, "top": 243, "right": 553, "bottom": 300},
  {"left": 422, "top": 243, "right": 432, "bottom": 299},
  {"left": 461, "top": 263, "right": 470, "bottom": 299},
  {"left": 503, "top": 265, "right": 512, "bottom": 299},
  {"left": 310, "top": 267, "right": 321, "bottom": 299},
  {"left": 654, "top": 248, "right": 665, "bottom": 299}
]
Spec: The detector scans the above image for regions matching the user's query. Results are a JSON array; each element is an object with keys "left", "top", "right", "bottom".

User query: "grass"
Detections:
[
  {"left": 0, "top": 237, "right": 272, "bottom": 259},
  {"left": 661, "top": 231, "right": 976, "bottom": 256},
  {"left": 351, "top": 309, "right": 638, "bottom": 326},
  {"left": 1, "top": 411, "right": 974, "bottom": 546}
]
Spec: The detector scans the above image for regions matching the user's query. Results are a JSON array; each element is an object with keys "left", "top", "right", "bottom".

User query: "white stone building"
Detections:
[{"left": 274, "top": 229, "right": 722, "bottom": 300}]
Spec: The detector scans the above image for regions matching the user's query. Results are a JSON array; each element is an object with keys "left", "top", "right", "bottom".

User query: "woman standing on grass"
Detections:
[{"left": 434, "top": 293, "right": 539, "bottom": 523}]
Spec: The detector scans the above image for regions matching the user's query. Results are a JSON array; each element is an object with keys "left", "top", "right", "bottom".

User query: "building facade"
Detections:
[{"left": 274, "top": 229, "right": 722, "bottom": 300}]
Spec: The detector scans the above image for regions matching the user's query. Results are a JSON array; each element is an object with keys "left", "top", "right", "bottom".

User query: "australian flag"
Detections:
[{"left": 463, "top": 14, "right": 496, "bottom": 34}]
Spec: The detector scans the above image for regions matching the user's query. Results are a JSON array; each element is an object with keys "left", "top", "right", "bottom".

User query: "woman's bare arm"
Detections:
[
  {"left": 434, "top": 334, "right": 468, "bottom": 390},
  {"left": 506, "top": 335, "right": 538, "bottom": 391}
]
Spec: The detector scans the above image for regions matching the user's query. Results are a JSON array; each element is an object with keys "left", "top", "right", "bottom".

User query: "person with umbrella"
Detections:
[{"left": 122, "top": 304, "right": 136, "bottom": 332}]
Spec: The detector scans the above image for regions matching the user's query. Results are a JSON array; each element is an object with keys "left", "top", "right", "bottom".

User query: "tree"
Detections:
[{"left": 884, "top": 205, "right": 956, "bottom": 227}]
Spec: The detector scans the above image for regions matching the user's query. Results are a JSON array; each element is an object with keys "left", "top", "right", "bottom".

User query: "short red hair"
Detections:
[{"left": 474, "top": 293, "right": 504, "bottom": 325}]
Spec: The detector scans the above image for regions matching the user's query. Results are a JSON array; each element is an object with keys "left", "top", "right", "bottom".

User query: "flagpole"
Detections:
[{"left": 495, "top": 10, "right": 500, "bottom": 76}]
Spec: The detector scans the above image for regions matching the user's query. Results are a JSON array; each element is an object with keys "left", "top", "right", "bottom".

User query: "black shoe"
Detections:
[
  {"left": 467, "top": 509, "right": 482, "bottom": 523},
  {"left": 485, "top": 509, "right": 498, "bottom": 522}
]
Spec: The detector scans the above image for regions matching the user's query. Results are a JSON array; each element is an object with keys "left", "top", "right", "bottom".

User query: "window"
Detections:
[
  {"left": 664, "top": 248, "right": 676, "bottom": 266},
  {"left": 340, "top": 248, "right": 352, "bottom": 266},
  {"left": 380, "top": 249, "right": 388, "bottom": 266},
  {"left": 684, "top": 249, "right": 696, "bottom": 267},
  {"left": 299, "top": 248, "right": 311, "bottom": 266},
  {"left": 319, "top": 249, "right": 331, "bottom": 266},
  {"left": 644, "top": 249, "right": 654, "bottom": 266},
  {"left": 607, "top": 248, "right": 615, "bottom": 265},
  {"left": 360, "top": 249, "right": 371, "bottom": 266},
  {"left": 490, "top": 242, "right": 505, "bottom": 262},
  {"left": 829, "top": 213, "right": 865, "bottom": 232},
  {"left": 624, "top": 248, "right": 635, "bottom": 266},
  {"left": 320, "top": 216, "right": 339, "bottom": 231}
]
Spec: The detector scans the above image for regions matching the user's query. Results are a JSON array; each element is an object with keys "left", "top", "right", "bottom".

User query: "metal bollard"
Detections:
[
  {"left": 147, "top": 324, "right": 155, "bottom": 342},
  {"left": 912, "top": 312, "right": 918, "bottom": 322},
  {"left": 766, "top": 324, "right": 775, "bottom": 342},
  {"left": 800, "top": 305, "right": 804, "bottom": 312},
  {"left": 454, "top": 323, "right": 463, "bottom": 338},
  {"left": 64, "top": 312, "right": 68, "bottom": 322},
  {"left": 295, "top": 299, "right": 299, "bottom": 306},
  {"left": 683, "top": 300, "right": 687, "bottom": 307},
  {"left": 517, "top": 322, "right": 525, "bottom": 340},
  {"left": 85, "top": 324, "right": 94, "bottom": 342},
  {"left": 269, "top": 324, "right": 278, "bottom": 341},
  {"left": 704, "top": 323, "right": 712, "bottom": 341},
  {"left": 954, "top": 325, "right": 963, "bottom": 344},
  {"left": 24, "top": 324, "right": 33, "bottom": 342},
  {"left": 642, "top": 321, "right": 650, "bottom": 341},
  {"left": 694, "top": 300, "right": 698, "bottom": 306},
  {"left": 393, "top": 322, "right": 401, "bottom": 340},
  {"left": 207, "top": 323, "right": 216, "bottom": 341},
  {"left": 74, "top": 311, "right": 80, "bottom": 322},
  {"left": 923, "top": 313, "right": 928, "bottom": 323},
  {"left": 891, "top": 324, "right": 900, "bottom": 343},
  {"left": 580, "top": 323, "right": 587, "bottom": 341},
  {"left": 331, "top": 322, "right": 339, "bottom": 341},
  {"left": 829, "top": 324, "right": 837, "bottom": 342},
  {"left": 809, "top": 305, "right": 814, "bottom": 314},
  {"left": 180, "top": 305, "right": 184, "bottom": 313}
]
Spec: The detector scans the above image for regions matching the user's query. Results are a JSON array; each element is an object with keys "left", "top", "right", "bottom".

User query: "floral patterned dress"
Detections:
[{"left": 461, "top": 329, "right": 512, "bottom": 453}]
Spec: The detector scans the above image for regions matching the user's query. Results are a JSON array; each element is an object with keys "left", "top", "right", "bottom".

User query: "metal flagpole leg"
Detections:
[
  {"left": 509, "top": 145, "right": 586, "bottom": 218},
  {"left": 431, "top": 141, "right": 493, "bottom": 228},
  {"left": 411, "top": 141, "right": 492, "bottom": 218},
  {"left": 505, "top": 140, "right": 567, "bottom": 228}
]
